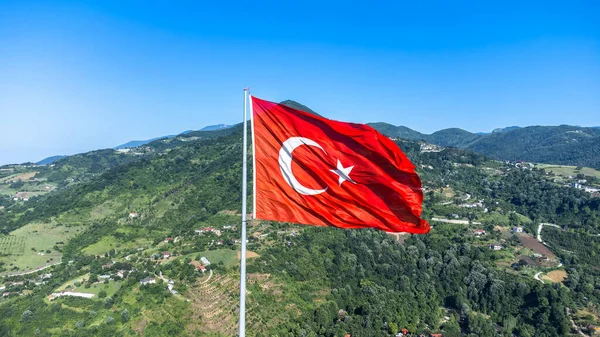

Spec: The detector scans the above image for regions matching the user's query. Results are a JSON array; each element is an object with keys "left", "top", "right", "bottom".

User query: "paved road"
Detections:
[
  {"left": 537, "top": 223, "right": 561, "bottom": 243},
  {"left": 431, "top": 217, "right": 481, "bottom": 225},
  {"left": 201, "top": 269, "right": 214, "bottom": 284},
  {"left": 3, "top": 260, "right": 62, "bottom": 278},
  {"left": 534, "top": 272, "right": 544, "bottom": 283}
]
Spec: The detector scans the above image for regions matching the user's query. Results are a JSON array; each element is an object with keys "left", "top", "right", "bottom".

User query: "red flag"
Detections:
[{"left": 251, "top": 96, "right": 430, "bottom": 234}]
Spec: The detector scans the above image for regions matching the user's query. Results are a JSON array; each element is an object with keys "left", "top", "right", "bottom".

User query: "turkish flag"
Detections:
[{"left": 251, "top": 96, "right": 430, "bottom": 234}]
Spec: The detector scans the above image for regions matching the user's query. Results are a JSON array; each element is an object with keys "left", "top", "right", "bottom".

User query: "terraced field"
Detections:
[
  {"left": 186, "top": 273, "right": 240, "bottom": 335},
  {"left": 0, "top": 235, "right": 26, "bottom": 255}
]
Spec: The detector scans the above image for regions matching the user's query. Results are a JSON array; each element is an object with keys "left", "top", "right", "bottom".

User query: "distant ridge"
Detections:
[
  {"left": 492, "top": 126, "right": 521, "bottom": 133},
  {"left": 114, "top": 137, "right": 168, "bottom": 149},
  {"left": 114, "top": 127, "right": 222, "bottom": 149},
  {"left": 280, "top": 100, "right": 321, "bottom": 117},
  {"left": 366, "top": 122, "right": 426, "bottom": 140},
  {"left": 365, "top": 122, "right": 600, "bottom": 169},
  {"left": 37, "top": 155, "right": 66, "bottom": 165},
  {"left": 200, "top": 124, "right": 232, "bottom": 131}
]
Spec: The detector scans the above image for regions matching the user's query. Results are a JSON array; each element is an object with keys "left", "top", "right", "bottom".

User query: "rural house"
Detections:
[
  {"left": 489, "top": 244, "right": 503, "bottom": 251},
  {"left": 140, "top": 278, "right": 156, "bottom": 285}
]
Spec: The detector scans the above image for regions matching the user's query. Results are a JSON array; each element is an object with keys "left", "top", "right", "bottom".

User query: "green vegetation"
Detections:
[
  {"left": 537, "top": 163, "right": 600, "bottom": 179},
  {"left": 370, "top": 124, "right": 600, "bottom": 169},
  {"left": 0, "top": 222, "right": 85, "bottom": 274},
  {"left": 0, "top": 119, "right": 599, "bottom": 336},
  {"left": 82, "top": 236, "right": 151, "bottom": 256},
  {"left": 0, "top": 236, "right": 26, "bottom": 255}
]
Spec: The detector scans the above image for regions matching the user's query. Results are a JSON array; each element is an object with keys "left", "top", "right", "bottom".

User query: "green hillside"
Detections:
[
  {"left": 366, "top": 122, "right": 427, "bottom": 140},
  {"left": 369, "top": 124, "right": 600, "bottom": 169},
  {"left": 465, "top": 125, "right": 600, "bottom": 168},
  {"left": 1, "top": 121, "right": 599, "bottom": 336},
  {"left": 428, "top": 128, "right": 482, "bottom": 148}
]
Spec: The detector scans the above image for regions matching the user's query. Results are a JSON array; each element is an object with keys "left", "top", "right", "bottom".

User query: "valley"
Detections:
[{"left": 0, "top": 120, "right": 599, "bottom": 336}]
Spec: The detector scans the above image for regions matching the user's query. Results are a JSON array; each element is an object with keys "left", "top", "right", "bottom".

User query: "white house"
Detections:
[
  {"left": 200, "top": 257, "right": 210, "bottom": 266},
  {"left": 489, "top": 244, "right": 503, "bottom": 251},
  {"left": 140, "top": 277, "right": 156, "bottom": 285},
  {"left": 49, "top": 291, "right": 95, "bottom": 300},
  {"left": 512, "top": 226, "right": 523, "bottom": 233}
]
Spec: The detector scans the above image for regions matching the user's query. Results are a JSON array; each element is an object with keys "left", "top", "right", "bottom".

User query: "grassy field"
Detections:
[
  {"left": 0, "top": 222, "right": 86, "bottom": 275},
  {"left": 175, "top": 249, "right": 239, "bottom": 267},
  {"left": 537, "top": 164, "right": 600, "bottom": 179},
  {"left": 0, "top": 181, "right": 56, "bottom": 197},
  {"left": 55, "top": 274, "right": 90, "bottom": 292},
  {"left": 82, "top": 235, "right": 152, "bottom": 256},
  {"left": 52, "top": 274, "right": 121, "bottom": 300},
  {"left": 0, "top": 172, "right": 38, "bottom": 183},
  {"left": 73, "top": 281, "right": 121, "bottom": 297},
  {"left": 0, "top": 186, "right": 17, "bottom": 196}
]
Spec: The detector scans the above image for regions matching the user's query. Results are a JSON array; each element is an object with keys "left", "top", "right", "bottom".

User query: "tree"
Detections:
[
  {"left": 121, "top": 309, "right": 130, "bottom": 323},
  {"left": 9, "top": 180, "right": 24, "bottom": 189},
  {"left": 21, "top": 309, "right": 33, "bottom": 323},
  {"left": 98, "top": 289, "right": 107, "bottom": 298},
  {"left": 103, "top": 296, "right": 114, "bottom": 308}
]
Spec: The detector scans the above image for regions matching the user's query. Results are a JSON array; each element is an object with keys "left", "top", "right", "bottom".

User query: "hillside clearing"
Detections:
[
  {"left": 0, "top": 222, "right": 85, "bottom": 275},
  {"left": 0, "top": 172, "right": 38, "bottom": 183},
  {"left": 238, "top": 251, "right": 259, "bottom": 260},
  {"left": 542, "top": 270, "right": 568, "bottom": 283},
  {"left": 537, "top": 164, "right": 600, "bottom": 179},
  {"left": 82, "top": 235, "right": 151, "bottom": 256},
  {"left": 517, "top": 233, "right": 557, "bottom": 260},
  {"left": 174, "top": 249, "right": 239, "bottom": 267}
]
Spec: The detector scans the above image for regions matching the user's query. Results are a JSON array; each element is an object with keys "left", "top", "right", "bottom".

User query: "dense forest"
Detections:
[{"left": 368, "top": 123, "right": 600, "bottom": 169}]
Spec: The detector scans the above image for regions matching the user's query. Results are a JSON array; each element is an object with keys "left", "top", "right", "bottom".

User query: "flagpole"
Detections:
[{"left": 239, "top": 88, "right": 248, "bottom": 337}]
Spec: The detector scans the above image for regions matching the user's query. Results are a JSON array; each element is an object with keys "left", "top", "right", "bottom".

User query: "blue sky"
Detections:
[{"left": 0, "top": 0, "right": 598, "bottom": 164}]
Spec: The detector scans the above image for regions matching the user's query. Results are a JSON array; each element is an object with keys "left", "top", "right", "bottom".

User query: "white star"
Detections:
[{"left": 330, "top": 160, "right": 357, "bottom": 186}]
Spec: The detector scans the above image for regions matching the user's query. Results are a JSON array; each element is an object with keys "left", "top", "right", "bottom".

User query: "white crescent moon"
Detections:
[{"left": 279, "top": 137, "right": 328, "bottom": 195}]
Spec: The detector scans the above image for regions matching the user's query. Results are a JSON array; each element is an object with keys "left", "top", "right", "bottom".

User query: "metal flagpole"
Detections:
[{"left": 238, "top": 88, "right": 248, "bottom": 337}]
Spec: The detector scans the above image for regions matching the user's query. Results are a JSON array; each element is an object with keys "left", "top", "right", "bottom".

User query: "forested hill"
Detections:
[
  {"left": 1, "top": 120, "right": 600, "bottom": 336},
  {"left": 368, "top": 123, "right": 600, "bottom": 169},
  {"left": 464, "top": 125, "right": 600, "bottom": 168}
]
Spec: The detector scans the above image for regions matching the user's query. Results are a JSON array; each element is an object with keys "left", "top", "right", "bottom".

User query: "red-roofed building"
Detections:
[
  {"left": 474, "top": 229, "right": 486, "bottom": 236},
  {"left": 164, "top": 237, "right": 173, "bottom": 243},
  {"left": 162, "top": 252, "right": 171, "bottom": 259}
]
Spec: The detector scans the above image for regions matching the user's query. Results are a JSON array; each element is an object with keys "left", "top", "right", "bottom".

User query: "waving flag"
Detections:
[{"left": 251, "top": 96, "right": 430, "bottom": 234}]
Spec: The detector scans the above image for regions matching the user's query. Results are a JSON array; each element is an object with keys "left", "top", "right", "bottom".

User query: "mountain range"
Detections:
[
  {"left": 367, "top": 122, "right": 600, "bottom": 169},
  {"left": 31, "top": 101, "right": 600, "bottom": 169}
]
